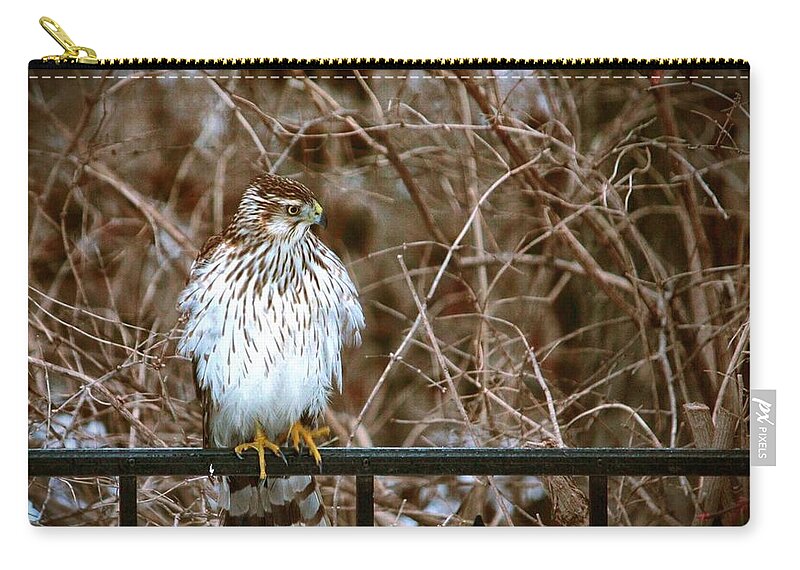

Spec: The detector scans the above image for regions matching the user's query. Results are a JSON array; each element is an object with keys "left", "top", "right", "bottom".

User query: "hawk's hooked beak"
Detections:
[{"left": 311, "top": 200, "right": 327, "bottom": 229}]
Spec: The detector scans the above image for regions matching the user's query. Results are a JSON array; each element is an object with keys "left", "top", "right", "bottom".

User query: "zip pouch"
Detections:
[{"left": 28, "top": 17, "right": 750, "bottom": 527}]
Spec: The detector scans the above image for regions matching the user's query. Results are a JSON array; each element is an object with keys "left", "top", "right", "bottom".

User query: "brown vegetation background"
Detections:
[{"left": 28, "top": 68, "right": 749, "bottom": 526}]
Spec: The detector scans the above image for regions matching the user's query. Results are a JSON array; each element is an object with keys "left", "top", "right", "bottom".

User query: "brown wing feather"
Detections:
[
  {"left": 201, "top": 383, "right": 211, "bottom": 448},
  {"left": 193, "top": 233, "right": 226, "bottom": 271}
]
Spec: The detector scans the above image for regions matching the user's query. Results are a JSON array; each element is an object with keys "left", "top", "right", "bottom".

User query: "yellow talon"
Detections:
[
  {"left": 234, "top": 424, "right": 284, "bottom": 480},
  {"left": 287, "top": 422, "right": 330, "bottom": 466}
]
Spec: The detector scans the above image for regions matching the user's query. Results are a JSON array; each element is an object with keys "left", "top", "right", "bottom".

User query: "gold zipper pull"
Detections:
[{"left": 39, "top": 16, "right": 98, "bottom": 64}]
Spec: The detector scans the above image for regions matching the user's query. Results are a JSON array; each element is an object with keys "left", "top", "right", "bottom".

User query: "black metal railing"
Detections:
[{"left": 28, "top": 447, "right": 748, "bottom": 526}]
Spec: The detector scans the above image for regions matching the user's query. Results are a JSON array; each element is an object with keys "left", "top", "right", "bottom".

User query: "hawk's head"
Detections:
[{"left": 230, "top": 173, "right": 327, "bottom": 244}]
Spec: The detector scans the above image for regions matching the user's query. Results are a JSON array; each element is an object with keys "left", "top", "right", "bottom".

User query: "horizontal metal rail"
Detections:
[
  {"left": 28, "top": 447, "right": 749, "bottom": 477},
  {"left": 28, "top": 447, "right": 749, "bottom": 526}
]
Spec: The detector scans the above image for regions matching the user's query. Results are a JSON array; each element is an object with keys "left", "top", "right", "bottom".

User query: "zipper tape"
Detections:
[{"left": 29, "top": 57, "right": 749, "bottom": 71}]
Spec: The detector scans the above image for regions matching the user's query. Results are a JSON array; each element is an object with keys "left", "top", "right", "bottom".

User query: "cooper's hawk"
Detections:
[{"left": 176, "top": 173, "right": 365, "bottom": 525}]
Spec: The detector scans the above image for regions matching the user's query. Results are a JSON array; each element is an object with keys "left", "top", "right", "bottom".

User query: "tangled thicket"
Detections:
[{"left": 28, "top": 69, "right": 749, "bottom": 526}]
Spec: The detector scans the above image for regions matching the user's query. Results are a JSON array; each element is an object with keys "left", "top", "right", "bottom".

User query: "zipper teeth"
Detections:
[{"left": 33, "top": 57, "right": 749, "bottom": 69}]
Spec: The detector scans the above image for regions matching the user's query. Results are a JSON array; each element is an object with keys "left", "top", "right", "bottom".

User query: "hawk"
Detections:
[{"left": 176, "top": 173, "right": 365, "bottom": 526}]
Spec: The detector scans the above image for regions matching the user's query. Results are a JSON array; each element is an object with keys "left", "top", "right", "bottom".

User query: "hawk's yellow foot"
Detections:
[
  {"left": 287, "top": 422, "right": 330, "bottom": 466},
  {"left": 234, "top": 424, "right": 285, "bottom": 480}
]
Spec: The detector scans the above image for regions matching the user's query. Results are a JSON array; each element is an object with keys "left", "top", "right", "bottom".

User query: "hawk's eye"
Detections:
[{"left": 287, "top": 205, "right": 301, "bottom": 216}]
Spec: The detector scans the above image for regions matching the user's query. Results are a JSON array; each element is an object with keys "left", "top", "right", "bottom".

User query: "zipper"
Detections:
[
  {"left": 32, "top": 16, "right": 748, "bottom": 70},
  {"left": 38, "top": 17, "right": 99, "bottom": 65}
]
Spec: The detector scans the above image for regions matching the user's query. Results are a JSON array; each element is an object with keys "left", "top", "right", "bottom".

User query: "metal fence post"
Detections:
[
  {"left": 118, "top": 475, "right": 138, "bottom": 527},
  {"left": 356, "top": 475, "right": 374, "bottom": 526},
  {"left": 589, "top": 475, "right": 608, "bottom": 526}
]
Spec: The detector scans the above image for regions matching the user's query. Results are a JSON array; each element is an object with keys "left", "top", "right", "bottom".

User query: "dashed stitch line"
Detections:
[{"left": 29, "top": 74, "right": 749, "bottom": 80}]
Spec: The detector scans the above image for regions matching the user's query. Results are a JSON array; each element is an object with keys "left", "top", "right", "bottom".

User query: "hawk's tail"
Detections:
[{"left": 221, "top": 475, "right": 328, "bottom": 526}]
